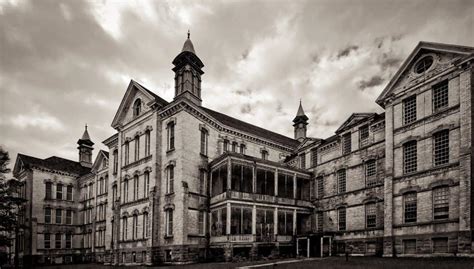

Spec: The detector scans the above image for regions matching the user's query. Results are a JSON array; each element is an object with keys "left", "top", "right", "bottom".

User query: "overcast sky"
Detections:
[{"left": 0, "top": 0, "right": 473, "bottom": 167}]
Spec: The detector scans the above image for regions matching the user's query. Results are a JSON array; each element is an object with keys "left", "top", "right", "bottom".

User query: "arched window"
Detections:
[
  {"left": 133, "top": 175, "right": 139, "bottom": 201},
  {"left": 122, "top": 216, "right": 128, "bottom": 240},
  {"left": 144, "top": 171, "right": 150, "bottom": 198},
  {"left": 133, "top": 99, "right": 141, "bottom": 117},
  {"left": 167, "top": 165, "right": 174, "bottom": 194},
  {"left": 123, "top": 179, "right": 129, "bottom": 203},
  {"left": 135, "top": 135, "right": 140, "bottom": 161},
  {"left": 143, "top": 212, "right": 149, "bottom": 238},
  {"left": 145, "top": 130, "right": 151, "bottom": 156},
  {"left": 132, "top": 214, "right": 138, "bottom": 240}
]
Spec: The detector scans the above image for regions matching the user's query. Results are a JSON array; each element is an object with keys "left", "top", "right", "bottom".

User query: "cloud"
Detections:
[
  {"left": 358, "top": 75, "right": 385, "bottom": 91},
  {"left": 0, "top": 0, "right": 473, "bottom": 167},
  {"left": 336, "top": 45, "right": 359, "bottom": 59}
]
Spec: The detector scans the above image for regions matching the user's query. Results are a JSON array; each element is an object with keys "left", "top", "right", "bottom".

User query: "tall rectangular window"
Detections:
[
  {"left": 135, "top": 136, "right": 140, "bottom": 161},
  {"left": 133, "top": 175, "right": 139, "bottom": 200},
  {"left": 316, "top": 212, "right": 323, "bottom": 232},
  {"left": 44, "top": 233, "right": 51, "bottom": 249},
  {"left": 240, "top": 144, "right": 246, "bottom": 154},
  {"left": 167, "top": 166, "right": 174, "bottom": 194},
  {"left": 45, "top": 182, "right": 52, "bottom": 199},
  {"left": 123, "top": 180, "right": 129, "bottom": 203},
  {"left": 55, "top": 233, "right": 61, "bottom": 249},
  {"left": 198, "top": 211, "right": 205, "bottom": 235},
  {"left": 231, "top": 206, "right": 252, "bottom": 235},
  {"left": 56, "top": 209, "right": 62, "bottom": 224},
  {"left": 433, "top": 81, "right": 448, "bottom": 111},
  {"left": 166, "top": 210, "right": 173, "bottom": 236},
  {"left": 124, "top": 141, "right": 130, "bottom": 165},
  {"left": 144, "top": 172, "right": 150, "bottom": 198},
  {"left": 145, "top": 130, "right": 151, "bottom": 156},
  {"left": 337, "top": 169, "right": 346, "bottom": 193},
  {"left": 113, "top": 150, "right": 118, "bottom": 174},
  {"left": 122, "top": 217, "right": 128, "bottom": 240},
  {"left": 342, "top": 133, "right": 351, "bottom": 155},
  {"left": 404, "top": 192, "right": 417, "bottom": 223},
  {"left": 403, "top": 95, "right": 417, "bottom": 125},
  {"left": 278, "top": 173, "right": 293, "bottom": 199},
  {"left": 261, "top": 150, "right": 268, "bottom": 160},
  {"left": 433, "top": 187, "right": 449, "bottom": 220},
  {"left": 200, "top": 129, "right": 208, "bottom": 155},
  {"left": 316, "top": 176, "right": 324, "bottom": 198},
  {"left": 299, "top": 153, "right": 306, "bottom": 169},
  {"left": 66, "top": 210, "right": 73, "bottom": 224},
  {"left": 277, "top": 210, "right": 294, "bottom": 235},
  {"left": 365, "top": 203, "right": 377, "bottom": 228},
  {"left": 311, "top": 148, "right": 318, "bottom": 167},
  {"left": 143, "top": 213, "right": 149, "bottom": 238},
  {"left": 45, "top": 208, "right": 52, "bottom": 223},
  {"left": 67, "top": 185, "right": 73, "bottom": 201},
  {"left": 256, "top": 169, "right": 275, "bottom": 196},
  {"left": 232, "top": 142, "right": 238, "bottom": 153},
  {"left": 338, "top": 208, "right": 346, "bottom": 231},
  {"left": 365, "top": 159, "right": 377, "bottom": 187},
  {"left": 433, "top": 130, "right": 449, "bottom": 166},
  {"left": 403, "top": 141, "right": 417, "bottom": 174},
  {"left": 167, "top": 122, "right": 175, "bottom": 150},
  {"left": 359, "top": 125, "right": 369, "bottom": 146},
  {"left": 65, "top": 234, "right": 72, "bottom": 249},
  {"left": 223, "top": 140, "right": 229, "bottom": 152}
]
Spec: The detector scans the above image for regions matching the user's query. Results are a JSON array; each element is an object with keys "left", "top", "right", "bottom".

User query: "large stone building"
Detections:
[{"left": 12, "top": 37, "right": 474, "bottom": 265}]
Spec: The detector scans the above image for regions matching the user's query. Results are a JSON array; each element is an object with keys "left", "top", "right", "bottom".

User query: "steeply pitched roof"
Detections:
[
  {"left": 335, "top": 113, "right": 377, "bottom": 134},
  {"left": 201, "top": 107, "right": 300, "bottom": 149},
  {"left": 132, "top": 80, "right": 169, "bottom": 107},
  {"left": 17, "top": 153, "right": 91, "bottom": 176}
]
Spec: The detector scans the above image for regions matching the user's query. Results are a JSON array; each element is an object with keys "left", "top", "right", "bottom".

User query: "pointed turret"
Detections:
[
  {"left": 77, "top": 124, "right": 94, "bottom": 167},
  {"left": 172, "top": 31, "right": 205, "bottom": 106},
  {"left": 293, "top": 101, "right": 308, "bottom": 142}
]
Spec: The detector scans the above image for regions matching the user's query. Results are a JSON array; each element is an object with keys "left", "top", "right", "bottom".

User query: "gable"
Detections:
[
  {"left": 91, "top": 150, "right": 109, "bottom": 172},
  {"left": 376, "top": 42, "right": 474, "bottom": 107},
  {"left": 111, "top": 80, "right": 169, "bottom": 129},
  {"left": 336, "top": 113, "right": 375, "bottom": 134}
]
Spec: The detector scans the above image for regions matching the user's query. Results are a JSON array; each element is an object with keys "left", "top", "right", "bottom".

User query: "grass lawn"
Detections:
[{"left": 36, "top": 257, "right": 474, "bottom": 269}]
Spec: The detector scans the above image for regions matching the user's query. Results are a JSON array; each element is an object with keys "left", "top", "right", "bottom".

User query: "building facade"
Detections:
[{"left": 12, "top": 39, "right": 474, "bottom": 265}]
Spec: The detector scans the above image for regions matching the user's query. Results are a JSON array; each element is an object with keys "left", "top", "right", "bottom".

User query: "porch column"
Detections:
[
  {"left": 227, "top": 158, "right": 231, "bottom": 191},
  {"left": 320, "top": 237, "right": 323, "bottom": 257},
  {"left": 226, "top": 203, "right": 231, "bottom": 235},
  {"left": 293, "top": 173, "right": 297, "bottom": 199},
  {"left": 307, "top": 237, "right": 310, "bottom": 257},
  {"left": 274, "top": 169, "right": 278, "bottom": 196},
  {"left": 293, "top": 209, "right": 297, "bottom": 235},
  {"left": 252, "top": 205, "right": 257, "bottom": 235},
  {"left": 252, "top": 164, "right": 257, "bottom": 193},
  {"left": 274, "top": 207, "right": 278, "bottom": 237}
]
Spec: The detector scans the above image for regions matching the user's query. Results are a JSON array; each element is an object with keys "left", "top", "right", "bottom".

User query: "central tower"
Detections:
[{"left": 172, "top": 31, "right": 205, "bottom": 106}]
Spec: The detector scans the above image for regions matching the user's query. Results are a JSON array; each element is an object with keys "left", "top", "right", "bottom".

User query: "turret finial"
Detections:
[{"left": 187, "top": 29, "right": 190, "bottom": 39}]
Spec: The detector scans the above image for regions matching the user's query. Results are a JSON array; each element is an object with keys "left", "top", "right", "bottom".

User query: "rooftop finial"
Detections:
[
  {"left": 85, "top": 123, "right": 88, "bottom": 131},
  {"left": 187, "top": 29, "right": 190, "bottom": 39}
]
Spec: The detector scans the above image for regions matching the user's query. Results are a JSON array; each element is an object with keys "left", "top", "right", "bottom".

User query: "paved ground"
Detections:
[{"left": 35, "top": 256, "right": 474, "bottom": 269}]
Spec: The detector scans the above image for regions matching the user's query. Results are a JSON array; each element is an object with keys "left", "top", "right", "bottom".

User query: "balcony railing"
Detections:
[{"left": 210, "top": 190, "right": 312, "bottom": 207}]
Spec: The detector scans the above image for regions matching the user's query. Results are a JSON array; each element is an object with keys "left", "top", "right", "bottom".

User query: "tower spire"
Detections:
[
  {"left": 77, "top": 125, "right": 94, "bottom": 167},
  {"left": 293, "top": 100, "right": 309, "bottom": 142},
  {"left": 172, "top": 32, "right": 205, "bottom": 106}
]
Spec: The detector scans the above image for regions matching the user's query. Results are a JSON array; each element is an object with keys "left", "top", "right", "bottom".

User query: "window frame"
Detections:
[
  {"left": 403, "top": 95, "right": 417, "bottom": 125},
  {"left": 403, "top": 141, "right": 417, "bottom": 174},
  {"left": 337, "top": 169, "right": 346, "bottom": 194},
  {"left": 433, "top": 130, "right": 449, "bottom": 167},
  {"left": 433, "top": 186, "right": 449, "bottom": 220},
  {"left": 432, "top": 80, "right": 449, "bottom": 112},
  {"left": 403, "top": 192, "right": 417, "bottom": 223},
  {"left": 338, "top": 207, "right": 346, "bottom": 231}
]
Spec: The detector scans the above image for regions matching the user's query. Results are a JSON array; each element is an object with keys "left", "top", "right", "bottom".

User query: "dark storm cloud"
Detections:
[
  {"left": 358, "top": 76, "right": 385, "bottom": 91},
  {"left": 336, "top": 45, "right": 359, "bottom": 58},
  {"left": 0, "top": 0, "right": 473, "bottom": 167}
]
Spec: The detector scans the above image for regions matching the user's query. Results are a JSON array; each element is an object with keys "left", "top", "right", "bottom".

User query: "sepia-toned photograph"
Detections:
[{"left": 0, "top": 0, "right": 473, "bottom": 268}]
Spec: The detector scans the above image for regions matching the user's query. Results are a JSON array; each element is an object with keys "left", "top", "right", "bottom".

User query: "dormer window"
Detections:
[
  {"left": 133, "top": 99, "right": 142, "bottom": 117},
  {"left": 414, "top": 56, "right": 433, "bottom": 74}
]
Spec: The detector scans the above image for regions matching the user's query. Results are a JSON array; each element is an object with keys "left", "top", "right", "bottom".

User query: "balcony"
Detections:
[
  {"left": 211, "top": 190, "right": 312, "bottom": 208},
  {"left": 209, "top": 234, "right": 293, "bottom": 244}
]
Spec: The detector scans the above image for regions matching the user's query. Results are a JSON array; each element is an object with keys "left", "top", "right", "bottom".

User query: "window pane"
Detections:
[
  {"left": 403, "top": 141, "right": 417, "bottom": 174},
  {"left": 434, "top": 130, "right": 449, "bottom": 166},
  {"left": 337, "top": 169, "right": 346, "bottom": 193},
  {"left": 403, "top": 96, "right": 417, "bottom": 125},
  {"left": 404, "top": 192, "right": 417, "bottom": 223},
  {"left": 433, "top": 81, "right": 448, "bottom": 111},
  {"left": 433, "top": 187, "right": 449, "bottom": 220}
]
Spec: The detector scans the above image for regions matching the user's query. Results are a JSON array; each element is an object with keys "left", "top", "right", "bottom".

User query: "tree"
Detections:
[{"left": 0, "top": 147, "right": 26, "bottom": 268}]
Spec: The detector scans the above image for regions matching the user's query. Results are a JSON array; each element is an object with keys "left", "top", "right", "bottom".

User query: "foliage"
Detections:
[{"left": 0, "top": 147, "right": 24, "bottom": 247}]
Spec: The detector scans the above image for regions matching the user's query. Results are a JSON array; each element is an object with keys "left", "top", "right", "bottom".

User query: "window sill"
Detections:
[
  {"left": 165, "top": 192, "right": 175, "bottom": 197},
  {"left": 200, "top": 153, "right": 208, "bottom": 158},
  {"left": 164, "top": 235, "right": 174, "bottom": 239},
  {"left": 166, "top": 149, "right": 175, "bottom": 154}
]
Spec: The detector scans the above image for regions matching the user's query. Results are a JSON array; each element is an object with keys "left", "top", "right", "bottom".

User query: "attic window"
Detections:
[
  {"left": 133, "top": 99, "right": 142, "bottom": 117},
  {"left": 414, "top": 56, "right": 433, "bottom": 74}
]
